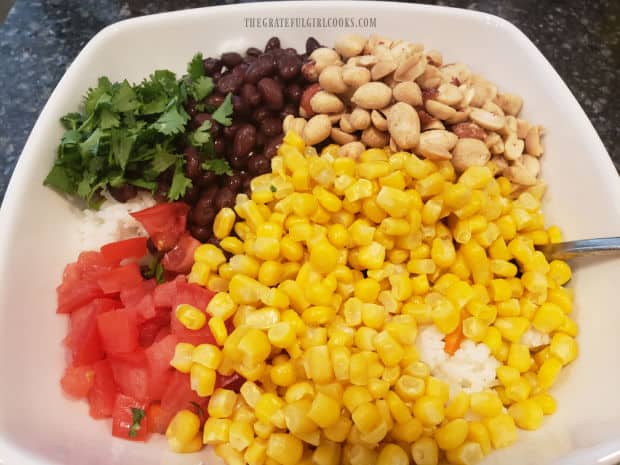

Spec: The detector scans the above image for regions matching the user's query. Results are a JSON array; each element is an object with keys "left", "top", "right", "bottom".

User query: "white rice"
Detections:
[
  {"left": 416, "top": 325, "right": 500, "bottom": 397},
  {"left": 521, "top": 327, "right": 550, "bottom": 348},
  {"left": 77, "top": 191, "right": 156, "bottom": 250}
]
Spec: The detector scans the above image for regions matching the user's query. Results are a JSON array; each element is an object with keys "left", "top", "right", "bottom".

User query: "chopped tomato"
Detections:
[
  {"left": 161, "top": 233, "right": 200, "bottom": 274},
  {"left": 146, "top": 402, "right": 163, "bottom": 433},
  {"left": 130, "top": 202, "right": 189, "bottom": 252},
  {"left": 100, "top": 237, "right": 148, "bottom": 265},
  {"left": 138, "top": 309, "right": 172, "bottom": 348},
  {"left": 156, "top": 371, "right": 202, "bottom": 434},
  {"left": 120, "top": 279, "right": 156, "bottom": 308},
  {"left": 57, "top": 279, "right": 104, "bottom": 314},
  {"left": 153, "top": 276, "right": 185, "bottom": 308},
  {"left": 171, "top": 313, "right": 217, "bottom": 346},
  {"left": 126, "top": 293, "right": 157, "bottom": 322},
  {"left": 173, "top": 280, "right": 215, "bottom": 310},
  {"left": 112, "top": 393, "right": 149, "bottom": 441},
  {"left": 88, "top": 360, "right": 118, "bottom": 419},
  {"left": 97, "top": 309, "right": 139, "bottom": 354},
  {"left": 66, "top": 298, "right": 118, "bottom": 365},
  {"left": 109, "top": 350, "right": 150, "bottom": 402},
  {"left": 60, "top": 365, "right": 95, "bottom": 398},
  {"left": 145, "top": 334, "right": 177, "bottom": 400},
  {"left": 97, "top": 263, "right": 143, "bottom": 295},
  {"left": 76, "top": 251, "right": 115, "bottom": 279}
]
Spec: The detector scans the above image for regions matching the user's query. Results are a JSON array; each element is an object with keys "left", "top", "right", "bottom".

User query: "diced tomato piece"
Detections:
[
  {"left": 138, "top": 309, "right": 172, "bottom": 348},
  {"left": 66, "top": 298, "right": 118, "bottom": 365},
  {"left": 120, "top": 279, "right": 156, "bottom": 308},
  {"left": 60, "top": 365, "right": 95, "bottom": 398},
  {"left": 173, "top": 280, "right": 216, "bottom": 310},
  {"left": 155, "top": 371, "right": 202, "bottom": 434},
  {"left": 161, "top": 233, "right": 200, "bottom": 274},
  {"left": 171, "top": 313, "right": 217, "bottom": 346},
  {"left": 130, "top": 202, "right": 189, "bottom": 252},
  {"left": 112, "top": 393, "right": 149, "bottom": 441},
  {"left": 97, "top": 309, "right": 139, "bottom": 354},
  {"left": 97, "top": 263, "right": 143, "bottom": 295},
  {"left": 100, "top": 237, "right": 148, "bottom": 266},
  {"left": 88, "top": 359, "right": 118, "bottom": 419},
  {"left": 145, "top": 334, "right": 177, "bottom": 400},
  {"left": 109, "top": 350, "right": 150, "bottom": 402},
  {"left": 57, "top": 279, "right": 104, "bottom": 314},
  {"left": 153, "top": 276, "right": 185, "bottom": 308},
  {"left": 215, "top": 373, "right": 245, "bottom": 393},
  {"left": 147, "top": 402, "right": 163, "bottom": 433}
]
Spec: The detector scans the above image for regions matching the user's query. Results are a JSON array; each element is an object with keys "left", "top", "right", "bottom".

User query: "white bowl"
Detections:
[{"left": 1, "top": 2, "right": 620, "bottom": 465}]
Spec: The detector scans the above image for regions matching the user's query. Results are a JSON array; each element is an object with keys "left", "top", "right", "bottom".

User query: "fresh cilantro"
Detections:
[
  {"left": 168, "top": 159, "right": 193, "bottom": 200},
  {"left": 270, "top": 185, "right": 277, "bottom": 192},
  {"left": 211, "top": 93, "right": 233, "bottom": 126},
  {"left": 45, "top": 51, "right": 235, "bottom": 206},
  {"left": 128, "top": 407, "right": 146, "bottom": 438},
  {"left": 202, "top": 158, "right": 233, "bottom": 176}
]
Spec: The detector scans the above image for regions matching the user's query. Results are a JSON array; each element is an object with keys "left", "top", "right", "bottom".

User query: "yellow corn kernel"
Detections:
[
  {"left": 393, "top": 375, "right": 424, "bottom": 402},
  {"left": 299, "top": 326, "right": 327, "bottom": 349},
  {"left": 496, "top": 365, "right": 520, "bottom": 387},
  {"left": 191, "top": 343, "right": 222, "bottom": 370},
  {"left": 494, "top": 317, "right": 530, "bottom": 343},
  {"left": 279, "top": 236, "right": 303, "bottom": 262},
  {"left": 320, "top": 416, "right": 352, "bottom": 444},
  {"left": 188, "top": 262, "right": 210, "bottom": 286},
  {"left": 229, "top": 274, "right": 266, "bottom": 305},
  {"left": 354, "top": 278, "right": 381, "bottom": 303},
  {"left": 470, "top": 391, "right": 503, "bottom": 417},
  {"left": 205, "top": 316, "right": 227, "bottom": 346},
  {"left": 374, "top": 186, "right": 411, "bottom": 218},
  {"left": 255, "top": 392, "right": 285, "bottom": 428},
  {"left": 226, "top": 421, "right": 255, "bottom": 453},
  {"left": 351, "top": 402, "right": 382, "bottom": 434},
  {"left": 361, "top": 304, "right": 385, "bottom": 330},
  {"left": 349, "top": 352, "right": 369, "bottom": 386},
  {"left": 212, "top": 208, "right": 236, "bottom": 239},
  {"left": 412, "top": 396, "right": 444, "bottom": 426},
  {"left": 547, "top": 287, "right": 573, "bottom": 314},
  {"left": 308, "top": 392, "right": 340, "bottom": 428},
  {"left": 238, "top": 328, "right": 271, "bottom": 365},
  {"left": 446, "top": 391, "right": 471, "bottom": 419},
  {"left": 374, "top": 444, "right": 408, "bottom": 465},
  {"left": 253, "top": 421, "right": 274, "bottom": 440},
  {"left": 489, "top": 279, "right": 512, "bottom": 303},
  {"left": 265, "top": 322, "right": 294, "bottom": 349},
  {"left": 175, "top": 304, "right": 207, "bottom": 330},
  {"left": 416, "top": 172, "right": 445, "bottom": 198},
  {"left": 422, "top": 198, "right": 443, "bottom": 225},
  {"left": 407, "top": 258, "right": 437, "bottom": 275},
  {"left": 461, "top": 316, "right": 488, "bottom": 343},
  {"left": 190, "top": 364, "right": 216, "bottom": 397},
  {"left": 531, "top": 393, "right": 557, "bottom": 415},
  {"left": 256, "top": 261, "right": 281, "bottom": 287},
  {"left": 309, "top": 239, "right": 339, "bottom": 274},
  {"left": 550, "top": 333, "right": 578, "bottom": 364},
  {"left": 532, "top": 302, "right": 565, "bottom": 333},
  {"left": 207, "top": 388, "right": 237, "bottom": 419},
  {"left": 166, "top": 409, "right": 201, "bottom": 451},
  {"left": 504, "top": 376, "right": 531, "bottom": 403},
  {"left": 411, "top": 436, "right": 439, "bottom": 465},
  {"left": 370, "top": 331, "right": 403, "bottom": 367},
  {"left": 244, "top": 438, "right": 268, "bottom": 465},
  {"left": 266, "top": 433, "right": 303, "bottom": 465},
  {"left": 342, "top": 385, "right": 372, "bottom": 414},
  {"left": 496, "top": 298, "right": 520, "bottom": 318},
  {"left": 343, "top": 297, "right": 363, "bottom": 327},
  {"left": 306, "top": 345, "right": 334, "bottom": 384},
  {"left": 430, "top": 237, "right": 456, "bottom": 268},
  {"left": 484, "top": 414, "right": 517, "bottom": 449},
  {"left": 195, "top": 244, "right": 226, "bottom": 269},
  {"left": 546, "top": 225, "right": 563, "bottom": 243},
  {"left": 431, "top": 298, "right": 460, "bottom": 334},
  {"left": 171, "top": 342, "right": 194, "bottom": 373},
  {"left": 443, "top": 183, "right": 472, "bottom": 210},
  {"left": 331, "top": 345, "right": 351, "bottom": 381},
  {"left": 508, "top": 399, "right": 544, "bottom": 430},
  {"left": 270, "top": 361, "right": 297, "bottom": 388},
  {"left": 203, "top": 418, "right": 231, "bottom": 445},
  {"left": 507, "top": 343, "right": 532, "bottom": 373},
  {"left": 411, "top": 274, "right": 431, "bottom": 296},
  {"left": 435, "top": 418, "right": 469, "bottom": 451},
  {"left": 252, "top": 237, "right": 280, "bottom": 261}
]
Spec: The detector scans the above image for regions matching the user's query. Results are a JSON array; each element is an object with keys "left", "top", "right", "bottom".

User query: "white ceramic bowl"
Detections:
[{"left": 1, "top": 2, "right": 620, "bottom": 465}]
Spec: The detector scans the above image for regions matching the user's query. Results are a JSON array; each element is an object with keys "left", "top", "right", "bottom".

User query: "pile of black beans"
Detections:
[{"left": 175, "top": 36, "right": 322, "bottom": 243}]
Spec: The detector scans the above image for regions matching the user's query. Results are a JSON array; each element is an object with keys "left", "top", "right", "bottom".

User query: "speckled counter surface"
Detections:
[{"left": 0, "top": 0, "right": 618, "bottom": 203}]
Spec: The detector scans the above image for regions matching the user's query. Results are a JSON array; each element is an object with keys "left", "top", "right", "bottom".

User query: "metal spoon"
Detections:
[{"left": 538, "top": 237, "right": 620, "bottom": 260}]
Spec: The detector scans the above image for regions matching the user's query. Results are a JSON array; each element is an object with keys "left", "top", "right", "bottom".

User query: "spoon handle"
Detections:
[{"left": 540, "top": 237, "right": 620, "bottom": 260}]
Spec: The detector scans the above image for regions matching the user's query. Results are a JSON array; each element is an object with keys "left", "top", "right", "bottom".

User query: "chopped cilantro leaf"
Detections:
[
  {"left": 202, "top": 158, "right": 232, "bottom": 176},
  {"left": 168, "top": 159, "right": 192, "bottom": 200},
  {"left": 128, "top": 407, "right": 146, "bottom": 438},
  {"left": 151, "top": 106, "right": 188, "bottom": 136},
  {"left": 211, "top": 93, "right": 233, "bottom": 126},
  {"left": 270, "top": 185, "right": 277, "bottom": 192},
  {"left": 187, "top": 52, "right": 205, "bottom": 81},
  {"left": 190, "top": 75, "right": 214, "bottom": 102}
]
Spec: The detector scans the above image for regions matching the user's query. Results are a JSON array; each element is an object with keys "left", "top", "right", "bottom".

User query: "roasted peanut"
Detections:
[
  {"left": 440, "top": 63, "right": 472, "bottom": 86},
  {"left": 392, "top": 81, "right": 423, "bottom": 107},
  {"left": 319, "top": 65, "right": 348, "bottom": 94},
  {"left": 521, "top": 154, "right": 541, "bottom": 177},
  {"left": 394, "top": 53, "right": 426, "bottom": 82},
  {"left": 342, "top": 66, "right": 372, "bottom": 88},
  {"left": 351, "top": 82, "right": 393, "bottom": 109},
  {"left": 482, "top": 100, "right": 505, "bottom": 117},
  {"left": 426, "top": 50, "right": 443, "bottom": 67},
  {"left": 361, "top": 126, "right": 390, "bottom": 148},
  {"left": 416, "top": 130, "right": 457, "bottom": 160},
  {"left": 445, "top": 109, "right": 471, "bottom": 125},
  {"left": 339, "top": 114, "right": 356, "bottom": 133},
  {"left": 470, "top": 108, "right": 506, "bottom": 131},
  {"left": 451, "top": 121, "right": 486, "bottom": 140},
  {"left": 371, "top": 59, "right": 398, "bottom": 80},
  {"left": 350, "top": 108, "right": 371, "bottom": 131},
  {"left": 423, "top": 119, "right": 446, "bottom": 131},
  {"left": 283, "top": 115, "right": 307, "bottom": 136},
  {"left": 416, "top": 65, "right": 442, "bottom": 89},
  {"left": 335, "top": 34, "right": 367, "bottom": 58},
  {"left": 308, "top": 48, "right": 342, "bottom": 77},
  {"left": 347, "top": 55, "right": 379, "bottom": 68},
  {"left": 331, "top": 127, "right": 358, "bottom": 145},
  {"left": 525, "top": 125, "right": 544, "bottom": 157},
  {"left": 469, "top": 75, "right": 498, "bottom": 107},
  {"left": 516, "top": 118, "right": 531, "bottom": 139},
  {"left": 386, "top": 102, "right": 421, "bottom": 150},
  {"left": 303, "top": 114, "right": 332, "bottom": 145},
  {"left": 425, "top": 99, "right": 457, "bottom": 120},
  {"left": 364, "top": 34, "right": 393, "bottom": 55},
  {"left": 504, "top": 134, "right": 525, "bottom": 161},
  {"left": 371, "top": 110, "right": 388, "bottom": 131},
  {"left": 338, "top": 141, "right": 365, "bottom": 159},
  {"left": 436, "top": 83, "right": 462, "bottom": 107},
  {"left": 310, "top": 91, "right": 344, "bottom": 114},
  {"left": 495, "top": 92, "right": 524, "bottom": 116},
  {"left": 452, "top": 138, "right": 491, "bottom": 172},
  {"left": 505, "top": 163, "right": 537, "bottom": 186}
]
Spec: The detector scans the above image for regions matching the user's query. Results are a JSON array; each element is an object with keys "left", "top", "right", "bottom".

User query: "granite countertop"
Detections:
[{"left": 0, "top": 0, "right": 618, "bottom": 203}]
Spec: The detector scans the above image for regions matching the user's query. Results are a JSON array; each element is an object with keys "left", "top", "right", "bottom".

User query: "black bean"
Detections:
[
  {"left": 247, "top": 155, "right": 270, "bottom": 175},
  {"left": 284, "top": 47, "right": 298, "bottom": 56},
  {"left": 214, "top": 138, "right": 226, "bottom": 156},
  {"left": 205, "top": 93, "right": 225, "bottom": 109},
  {"left": 215, "top": 188, "right": 236, "bottom": 210},
  {"left": 228, "top": 154, "right": 248, "bottom": 171},
  {"left": 265, "top": 37, "right": 281, "bottom": 51},
  {"left": 261, "top": 116, "right": 282, "bottom": 137},
  {"left": 211, "top": 71, "right": 222, "bottom": 82},
  {"left": 252, "top": 107, "right": 272, "bottom": 123},
  {"left": 231, "top": 63, "right": 249, "bottom": 80},
  {"left": 242, "top": 177, "right": 252, "bottom": 196},
  {"left": 232, "top": 95, "right": 250, "bottom": 117},
  {"left": 277, "top": 54, "right": 302, "bottom": 80},
  {"left": 246, "top": 47, "right": 262, "bottom": 57},
  {"left": 203, "top": 57, "right": 222, "bottom": 76},
  {"left": 183, "top": 184, "right": 201, "bottom": 204},
  {"left": 109, "top": 184, "right": 137, "bottom": 203},
  {"left": 264, "top": 134, "right": 283, "bottom": 159},
  {"left": 190, "top": 225, "right": 212, "bottom": 242},
  {"left": 243, "top": 55, "right": 258, "bottom": 65},
  {"left": 217, "top": 72, "right": 244, "bottom": 94},
  {"left": 255, "top": 130, "right": 266, "bottom": 150},
  {"left": 199, "top": 185, "right": 219, "bottom": 208},
  {"left": 225, "top": 173, "right": 244, "bottom": 191},
  {"left": 241, "top": 83, "right": 262, "bottom": 107},
  {"left": 221, "top": 52, "right": 243, "bottom": 69},
  {"left": 191, "top": 203, "right": 216, "bottom": 227},
  {"left": 233, "top": 124, "right": 257, "bottom": 157},
  {"left": 192, "top": 112, "right": 212, "bottom": 130},
  {"left": 281, "top": 103, "right": 297, "bottom": 118},
  {"left": 223, "top": 123, "right": 240, "bottom": 140},
  {"left": 184, "top": 147, "right": 202, "bottom": 180},
  {"left": 197, "top": 171, "right": 217, "bottom": 188},
  {"left": 285, "top": 83, "right": 302, "bottom": 103},
  {"left": 185, "top": 98, "right": 198, "bottom": 117},
  {"left": 305, "top": 37, "right": 321, "bottom": 54},
  {"left": 257, "top": 77, "right": 284, "bottom": 110},
  {"left": 244, "top": 56, "right": 275, "bottom": 84},
  {"left": 206, "top": 235, "right": 221, "bottom": 247}
]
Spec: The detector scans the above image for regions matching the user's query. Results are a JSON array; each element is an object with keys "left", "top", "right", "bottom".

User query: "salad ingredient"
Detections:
[{"left": 175, "top": 134, "right": 577, "bottom": 464}]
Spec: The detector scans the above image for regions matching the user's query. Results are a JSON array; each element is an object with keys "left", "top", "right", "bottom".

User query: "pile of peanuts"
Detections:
[{"left": 284, "top": 34, "right": 544, "bottom": 187}]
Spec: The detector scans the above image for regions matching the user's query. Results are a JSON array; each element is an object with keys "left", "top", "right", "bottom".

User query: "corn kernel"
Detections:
[
  {"left": 166, "top": 409, "right": 201, "bottom": 451},
  {"left": 412, "top": 396, "right": 444, "bottom": 425},
  {"left": 195, "top": 244, "right": 226, "bottom": 269},
  {"left": 308, "top": 392, "right": 340, "bottom": 428},
  {"left": 203, "top": 418, "right": 231, "bottom": 445},
  {"left": 266, "top": 433, "right": 303, "bottom": 465},
  {"left": 207, "top": 292, "right": 238, "bottom": 319},
  {"left": 508, "top": 399, "right": 543, "bottom": 430},
  {"left": 175, "top": 304, "right": 207, "bottom": 330},
  {"left": 411, "top": 437, "right": 439, "bottom": 465},
  {"left": 435, "top": 418, "right": 469, "bottom": 451},
  {"left": 190, "top": 364, "right": 216, "bottom": 397},
  {"left": 171, "top": 342, "right": 194, "bottom": 373}
]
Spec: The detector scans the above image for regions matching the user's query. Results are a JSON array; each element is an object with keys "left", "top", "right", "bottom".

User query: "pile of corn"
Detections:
[{"left": 166, "top": 131, "right": 578, "bottom": 465}]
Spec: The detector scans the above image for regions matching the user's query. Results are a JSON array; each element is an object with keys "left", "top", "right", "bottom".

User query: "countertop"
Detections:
[{"left": 1, "top": 0, "right": 619, "bottom": 203}]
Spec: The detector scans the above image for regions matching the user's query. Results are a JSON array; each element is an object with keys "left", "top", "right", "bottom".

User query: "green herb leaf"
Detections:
[
  {"left": 151, "top": 145, "right": 177, "bottom": 174},
  {"left": 211, "top": 93, "right": 233, "bottom": 126},
  {"left": 270, "top": 184, "right": 277, "bottom": 192},
  {"left": 128, "top": 407, "right": 146, "bottom": 438},
  {"left": 202, "top": 158, "right": 232, "bottom": 176},
  {"left": 190, "top": 75, "right": 214, "bottom": 102},
  {"left": 110, "top": 129, "right": 135, "bottom": 170},
  {"left": 155, "top": 262, "right": 165, "bottom": 284},
  {"left": 187, "top": 53, "right": 205, "bottom": 81},
  {"left": 168, "top": 159, "right": 192, "bottom": 200},
  {"left": 189, "top": 119, "right": 212, "bottom": 147},
  {"left": 43, "top": 165, "right": 76, "bottom": 193},
  {"left": 151, "top": 106, "right": 188, "bottom": 136}
]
